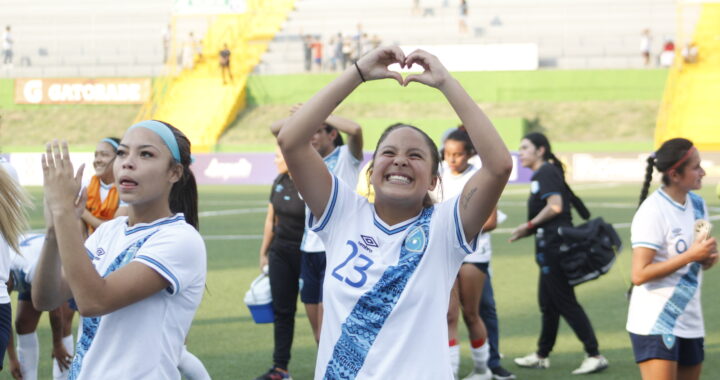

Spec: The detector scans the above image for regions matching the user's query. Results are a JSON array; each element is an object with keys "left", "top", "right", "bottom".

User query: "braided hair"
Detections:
[{"left": 638, "top": 138, "right": 694, "bottom": 206}]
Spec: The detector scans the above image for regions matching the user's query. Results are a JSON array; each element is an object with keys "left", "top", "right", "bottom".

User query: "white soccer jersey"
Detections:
[
  {"left": 437, "top": 163, "right": 492, "bottom": 264},
  {"left": 312, "top": 176, "right": 476, "bottom": 379},
  {"left": 10, "top": 233, "right": 45, "bottom": 286},
  {"left": 70, "top": 214, "right": 206, "bottom": 380},
  {"left": 627, "top": 189, "right": 707, "bottom": 338},
  {"left": 301, "top": 145, "right": 361, "bottom": 253},
  {"left": 0, "top": 158, "right": 21, "bottom": 304}
]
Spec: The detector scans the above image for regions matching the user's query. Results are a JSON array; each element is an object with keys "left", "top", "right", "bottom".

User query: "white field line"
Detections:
[
  {"left": 198, "top": 208, "right": 267, "bottom": 217},
  {"left": 502, "top": 182, "right": 622, "bottom": 195}
]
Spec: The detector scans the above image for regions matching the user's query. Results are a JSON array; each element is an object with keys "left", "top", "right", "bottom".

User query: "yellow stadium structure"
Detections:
[
  {"left": 135, "top": 0, "right": 294, "bottom": 152},
  {"left": 655, "top": 2, "right": 720, "bottom": 151}
]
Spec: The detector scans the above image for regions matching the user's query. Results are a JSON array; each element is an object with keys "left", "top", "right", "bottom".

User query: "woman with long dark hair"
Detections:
[
  {"left": 33, "top": 120, "right": 206, "bottom": 379},
  {"left": 628, "top": 138, "right": 717, "bottom": 380},
  {"left": 509, "top": 132, "right": 607, "bottom": 375}
]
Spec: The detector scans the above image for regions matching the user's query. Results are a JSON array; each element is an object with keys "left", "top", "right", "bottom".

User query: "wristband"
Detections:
[
  {"left": 354, "top": 61, "right": 366, "bottom": 83},
  {"left": 527, "top": 220, "right": 535, "bottom": 230}
]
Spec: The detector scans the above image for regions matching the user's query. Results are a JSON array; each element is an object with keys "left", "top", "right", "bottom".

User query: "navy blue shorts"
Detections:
[
  {"left": 465, "top": 262, "right": 489, "bottom": 274},
  {"left": 300, "top": 251, "right": 326, "bottom": 304},
  {"left": 630, "top": 333, "right": 704, "bottom": 366},
  {"left": 0, "top": 303, "right": 11, "bottom": 369}
]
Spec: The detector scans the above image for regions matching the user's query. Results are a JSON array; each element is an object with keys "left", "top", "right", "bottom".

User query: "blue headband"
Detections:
[
  {"left": 101, "top": 138, "right": 119, "bottom": 151},
  {"left": 128, "top": 120, "right": 182, "bottom": 163}
]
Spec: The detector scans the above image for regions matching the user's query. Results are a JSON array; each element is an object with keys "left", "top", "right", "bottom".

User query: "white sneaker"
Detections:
[
  {"left": 513, "top": 352, "right": 550, "bottom": 369},
  {"left": 571, "top": 355, "right": 609, "bottom": 375},
  {"left": 462, "top": 368, "right": 492, "bottom": 380}
]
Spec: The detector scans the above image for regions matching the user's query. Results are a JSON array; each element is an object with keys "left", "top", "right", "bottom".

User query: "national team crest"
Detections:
[
  {"left": 662, "top": 334, "right": 676, "bottom": 349},
  {"left": 404, "top": 226, "right": 427, "bottom": 253}
]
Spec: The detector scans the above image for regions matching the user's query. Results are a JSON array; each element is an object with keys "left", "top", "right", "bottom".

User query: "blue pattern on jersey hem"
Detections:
[
  {"left": 68, "top": 231, "right": 158, "bottom": 379},
  {"left": 323, "top": 206, "right": 434, "bottom": 379},
  {"left": 20, "top": 234, "right": 44, "bottom": 246}
]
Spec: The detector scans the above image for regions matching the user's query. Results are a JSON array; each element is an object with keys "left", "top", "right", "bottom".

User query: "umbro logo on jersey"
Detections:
[
  {"left": 358, "top": 235, "right": 379, "bottom": 252},
  {"left": 96, "top": 248, "right": 106, "bottom": 257}
]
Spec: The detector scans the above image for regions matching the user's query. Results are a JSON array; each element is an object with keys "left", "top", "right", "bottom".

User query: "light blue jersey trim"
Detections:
[
  {"left": 310, "top": 176, "right": 339, "bottom": 233},
  {"left": 136, "top": 255, "right": 179, "bottom": 294},
  {"left": 86, "top": 249, "right": 95, "bottom": 260},
  {"left": 372, "top": 213, "right": 417, "bottom": 235},
  {"left": 323, "top": 207, "right": 434, "bottom": 379},
  {"left": 20, "top": 234, "right": 44, "bottom": 246},
  {"left": 632, "top": 241, "right": 663, "bottom": 250},
  {"left": 657, "top": 189, "right": 686, "bottom": 212},
  {"left": 69, "top": 231, "right": 158, "bottom": 379},
  {"left": 540, "top": 191, "right": 560, "bottom": 200},
  {"left": 453, "top": 197, "right": 477, "bottom": 254},
  {"left": 125, "top": 215, "right": 185, "bottom": 236}
]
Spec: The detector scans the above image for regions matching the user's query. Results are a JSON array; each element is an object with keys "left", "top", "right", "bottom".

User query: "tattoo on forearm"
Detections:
[{"left": 461, "top": 187, "right": 478, "bottom": 209}]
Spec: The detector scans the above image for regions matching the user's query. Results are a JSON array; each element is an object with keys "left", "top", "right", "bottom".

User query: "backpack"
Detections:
[{"left": 558, "top": 217, "right": 623, "bottom": 286}]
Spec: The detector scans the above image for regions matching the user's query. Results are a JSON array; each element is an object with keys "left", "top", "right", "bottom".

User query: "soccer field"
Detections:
[{"left": 7, "top": 182, "right": 720, "bottom": 380}]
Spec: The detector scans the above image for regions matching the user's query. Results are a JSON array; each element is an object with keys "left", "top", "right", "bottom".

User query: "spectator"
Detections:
[
  {"left": 640, "top": 29, "right": 652, "bottom": 67},
  {"left": 310, "top": 36, "right": 323, "bottom": 72},
  {"left": 682, "top": 42, "right": 699, "bottom": 64},
  {"left": 219, "top": 43, "right": 233, "bottom": 84},
  {"left": 181, "top": 32, "right": 196, "bottom": 70},
  {"left": 659, "top": 39, "right": 675, "bottom": 68},
  {"left": 353, "top": 23, "right": 364, "bottom": 61},
  {"left": 302, "top": 34, "right": 313, "bottom": 72},
  {"left": 332, "top": 33, "right": 343, "bottom": 71},
  {"left": 459, "top": 0, "right": 469, "bottom": 34},
  {"left": 2, "top": 26, "right": 13, "bottom": 66},
  {"left": 341, "top": 36, "right": 353, "bottom": 69}
]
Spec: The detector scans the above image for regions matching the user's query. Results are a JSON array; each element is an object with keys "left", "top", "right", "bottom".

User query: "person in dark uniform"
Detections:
[
  {"left": 219, "top": 43, "right": 233, "bottom": 84},
  {"left": 509, "top": 132, "right": 608, "bottom": 375},
  {"left": 255, "top": 147, "right": 306, "bottom": 380}
]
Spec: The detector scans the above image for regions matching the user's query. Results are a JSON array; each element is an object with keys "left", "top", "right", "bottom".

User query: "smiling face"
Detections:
[
  {"left": 93, "top": 141, "right": 117, "bottom": 182},
  {"left": 370, "top": 127, "right": 437, "bottom": 209},
  {"left": 671, "top": 149, "right": 705, "bottom": 192},
  {"left": 518, "top": 138, "right": 544, "bottom": 170},
  {"left": 443, "top": 139, "right": 471, "bottom": 175},
  {"left": 113, "top": 127, "right": 182, "bottom": 208}
]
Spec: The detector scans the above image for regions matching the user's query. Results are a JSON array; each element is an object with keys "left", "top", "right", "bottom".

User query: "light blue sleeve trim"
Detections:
[
  {"left": 540, "top": 191, "right": 561, "bottom": 200},
  {"left": 632, "top": 241, "right": 663, "bottom": 250},
  {"left": 310, "top": 176, "right": 339, "bottom": 233},
  {"left": 453, "top": 197, "right": 478, "bottom": 254},
  {"left": 136, "top": 255, "right": 180, "bottom": 295},
  {"left": 86, "top": 248, "right": 95, "bottom": 260}
]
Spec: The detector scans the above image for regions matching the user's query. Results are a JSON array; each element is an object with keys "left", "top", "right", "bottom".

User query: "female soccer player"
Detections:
[
  {"left": 10, "top": 233, "right": 75, "bottom": 380},
  {"left": 255, "top": 147, "right": 306, "bottom": 380},
  {"left": 33, "top": 120, "right": 206, "bottom": 380},
  {"left": 509, "top": 132, "right": 607, "bottom": 375},
  {"left": 628, "top": 138, "right": 717, "bottom": 380},
  {"left": 0, "top": 159, "right": 31, "bottom": 376},
  {"left": 439, "top": 128, "right": 494, "bottom": 380},
  {"left": 277, "top": 45, "right": 512, "bottom": 379},
  {"left": 81, "top": 137, "right": 127, "bottom": 235}
]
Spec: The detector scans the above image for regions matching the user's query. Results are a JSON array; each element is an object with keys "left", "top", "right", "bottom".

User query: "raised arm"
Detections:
[
  {"left": 326, "top": 115, "right": 363, "bottom": 160},
  {"left": 404, "top": 50, "right": 512, "bottom": 240},
  {"left": 277, "top": 46, "right": 405, "bottom": 218},
  {"left": 39, "top": 141, "right": 170, "bottom": 317}
]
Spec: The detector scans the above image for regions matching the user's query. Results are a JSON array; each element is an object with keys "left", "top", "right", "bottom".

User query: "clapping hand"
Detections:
[{"left": 41, "top": 140, "right": 87, "bottom": 219}]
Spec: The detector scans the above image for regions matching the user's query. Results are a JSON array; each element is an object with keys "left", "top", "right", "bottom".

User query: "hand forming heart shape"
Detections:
[{"left": 355, "top": 45, "right": 451, "bottom": 89}]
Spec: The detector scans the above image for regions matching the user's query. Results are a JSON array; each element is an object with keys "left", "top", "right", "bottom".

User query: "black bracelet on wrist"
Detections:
[{"left": 354, "top": 61, "right": 366, "bottom": 83}]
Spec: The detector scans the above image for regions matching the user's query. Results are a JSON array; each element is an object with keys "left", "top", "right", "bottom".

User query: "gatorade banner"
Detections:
[{"left": 14, "top": 78, "right": 151, "bottom": 105}]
